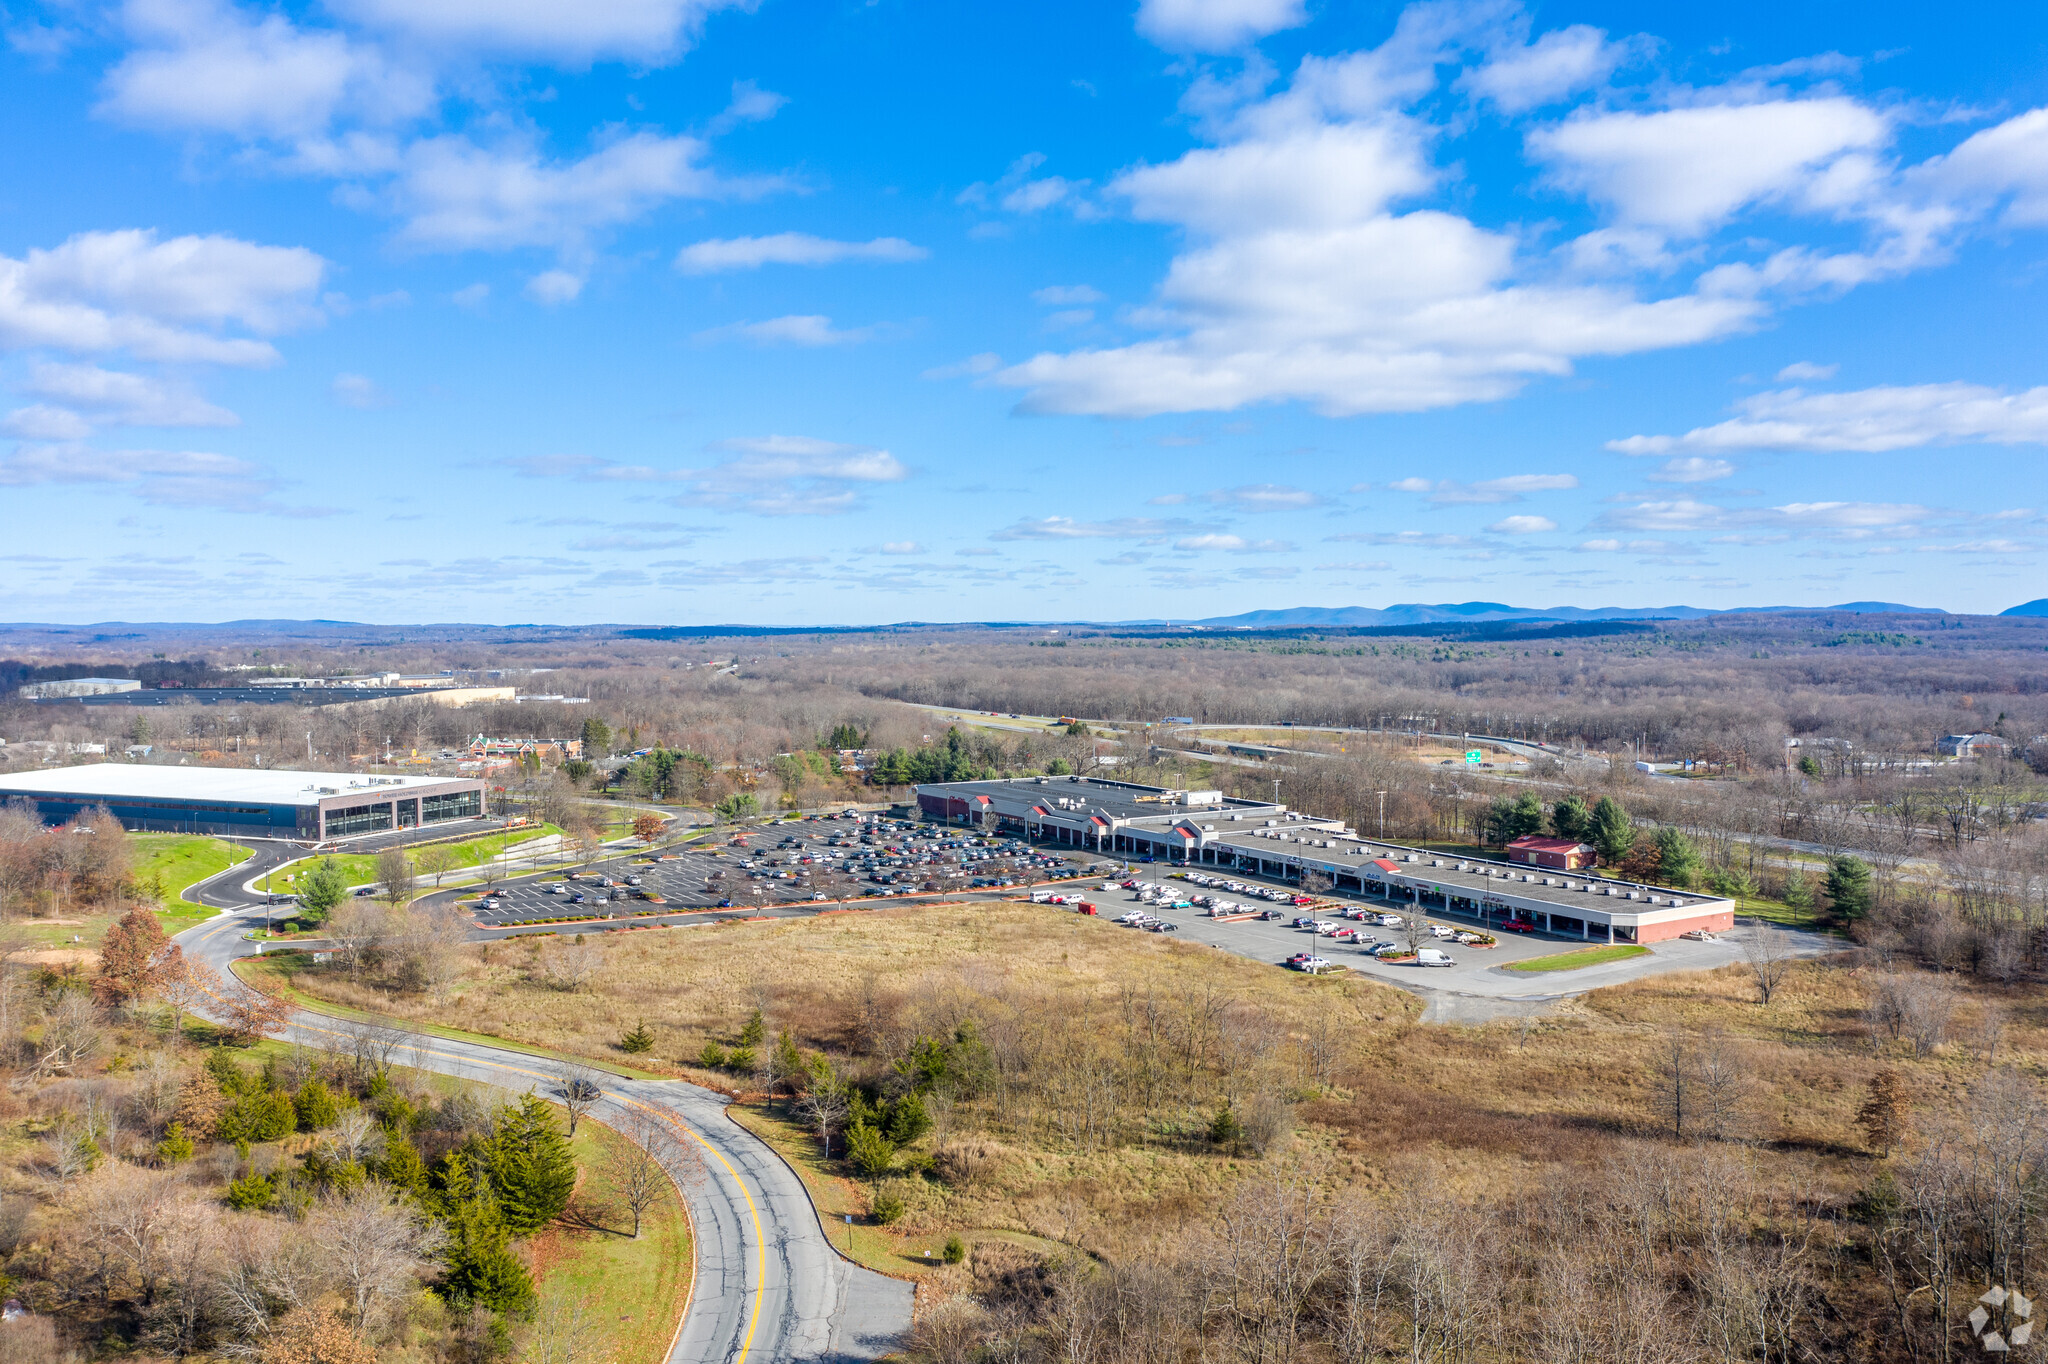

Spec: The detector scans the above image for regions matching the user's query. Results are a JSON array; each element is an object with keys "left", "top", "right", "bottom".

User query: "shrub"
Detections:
[
  {"left": 870, "top": 1187, "right": 906, "bottom": 1224},
  {"left": 698, "top": 1041, "right": 729, "bottom": 1069},
  {"left": 619, "top": 1021, "right": 655, "bottom": 1054},
  {"left": 725, "top": 1045, "right": 756, "bottom": 1074},
  {"left": 845, "top": 1120, "right": 896, "bottom": 1177},
  {"left": 155, "top": 1123, "right": 194, "bottom": 1166},
  {"left": 942, "top": 1234, "right": 967, "bottom": 1265},
  {"left": 294, "top": 1079, "right": 340, "bottom": 1132},
  {"left": 226, "top": 1174, "right": 274, "bottom": 1210},
  {"left": 1208, "top": 1105, "right": 1244, "bottom": 1148}
]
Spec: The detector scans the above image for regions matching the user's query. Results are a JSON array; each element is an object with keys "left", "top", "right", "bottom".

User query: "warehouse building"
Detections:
[
  {"left": 17, "top": 677, "right": 141, "bottom": 699},
  {"left": 914, "top": 774, "right": 1733, "bottom": 944},
  {"left": 0, "top": 765, "right": 487, "bottom": 841}
]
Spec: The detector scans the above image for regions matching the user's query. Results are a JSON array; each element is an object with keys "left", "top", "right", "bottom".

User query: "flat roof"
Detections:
[
  {"left": 921, "top": 775, "right": 1281, "bottom": 822},
  {"left": 0, "top": 764, "right": 476, "bottom": 806}
]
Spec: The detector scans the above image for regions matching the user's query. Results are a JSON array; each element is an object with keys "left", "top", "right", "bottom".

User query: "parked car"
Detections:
[
  {"left": 1415, "top": 948, "right": 1456, "bottom": 967},
  {"left": 1501, "top": 918, "right": 1538, "bottom": 934},
  {"left": 1145, "top": 921, "right": 1180, "bottom": 933},
  {"left": 1292, "top": 915, "right": 1319, "bottom": 928},
  {"left": 1430, "top": 923, "right": 1456, "bottom": 938},
  {"left": 1375, "top": 913, "right": 1404, "bottom": 927}
]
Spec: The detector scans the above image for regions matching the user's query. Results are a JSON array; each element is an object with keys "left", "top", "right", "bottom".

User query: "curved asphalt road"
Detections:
[{"left": 174, "top": 847, "right": 914, "bottom": 1364}]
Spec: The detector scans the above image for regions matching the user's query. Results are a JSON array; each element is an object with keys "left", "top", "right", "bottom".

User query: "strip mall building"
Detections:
[{"left": 916, "top": 774, "right": 1734, "bottom": 944}]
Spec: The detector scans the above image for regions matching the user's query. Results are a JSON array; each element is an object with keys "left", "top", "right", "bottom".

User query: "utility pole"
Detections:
[
  {"left": 1376, "top": 790, "right": 1387, "bottom": 840},
  {"left": 1271, "top": 778, "right": 1281, "bottom": 807}
]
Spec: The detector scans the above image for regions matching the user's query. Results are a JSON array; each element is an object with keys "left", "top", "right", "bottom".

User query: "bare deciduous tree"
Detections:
[{"left": 1742, "top": 924, "right": 1795, "bottom": 1006}]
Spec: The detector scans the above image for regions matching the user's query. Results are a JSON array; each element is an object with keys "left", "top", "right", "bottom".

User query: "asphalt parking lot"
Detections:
[{"left": 1070, "top": 875, "right": 1809, "bottom": 1000}]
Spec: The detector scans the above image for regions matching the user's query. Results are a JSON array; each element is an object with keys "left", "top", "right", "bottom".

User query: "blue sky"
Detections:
[{"left": 3, "top": 0, "right": 2046, "bottom": 624}]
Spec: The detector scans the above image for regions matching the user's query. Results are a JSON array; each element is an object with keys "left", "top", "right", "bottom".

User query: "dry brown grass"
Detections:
[{"left": 287, "top": 903, "right": 2048, "bottom": 1278}]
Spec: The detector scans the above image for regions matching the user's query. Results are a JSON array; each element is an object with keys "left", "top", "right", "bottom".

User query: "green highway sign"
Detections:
[{"left": 1465, "top": 749, "right": 1483, "bottom": 764}]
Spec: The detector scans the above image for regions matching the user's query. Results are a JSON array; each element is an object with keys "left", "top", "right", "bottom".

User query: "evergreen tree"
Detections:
[
  {"left": 619, "top": 1020, "right": 656, "bottom": 1054},
  {"left": 155, "top": 1123, "right": 194, "bottom": 1165},
  {"left": 1588, "top": 797, "right": 1636, "bottom": 866},
  {"left": 1484, "top": 792, "right": 1545, "bottom": 846},
  {"left": 296, "top": 857, "right": 350, "bottom": 924},
  {"left": 1825, "top": 855, "right": 1875, "bottom": 920},
  {"left": 378, "top": 1136, "right": 434, "bottom": 1204},
  {"left": 883, "top": 1092, "right": 931, "bottom": 1146},
  {"left": 488, "top": 1095, "right": 577, "bottom": 1236},
  {"left": 580, "top": 716, "right": 613, "bottom": 758},
  {"left": 1652, "top": 827, "right": 1703, "bottom": 888},
  {"left": 770, "top": 1030, "right": 805, "bottom": 1086},
  {"left": 440, "top": 1154, "right": 538, "bottom": 1317},
  {"left": 738, "top": 1009, "right": 766, "bottom": 1047},
  {"left": 294, "top": 1078, "right": 341, "bottom": 1132},
  {"left": 845, "top": 1120, "right": 895, "bottom": 1177},
  {"left": 1550, "top": 795, "right": 1593, "bottom": 841}
]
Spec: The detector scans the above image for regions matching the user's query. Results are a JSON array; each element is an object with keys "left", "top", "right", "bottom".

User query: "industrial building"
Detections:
[
  {"left": 915, "top": 774, "right": 1733, "bottom": 944},
  {"left": 0, "top": 764, "right": 487, "bottom": 841},
  {"left": 28, "top": 684, "right": 515, "bottom": 708},
  {"left": 17, "top": 677, "right": 141, "bottom": 699}
]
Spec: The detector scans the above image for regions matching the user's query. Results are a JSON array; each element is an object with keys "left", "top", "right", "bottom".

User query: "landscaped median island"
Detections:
[
  {"left": 1504, "top": 943, "right": 1652, "bottom": 972},
  {"left": 256, "top": 823, "right": 567, "bottom": 894}
]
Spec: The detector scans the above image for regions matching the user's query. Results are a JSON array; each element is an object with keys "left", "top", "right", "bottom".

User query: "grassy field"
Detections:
[
  {"left": 529, "top": 1116, "right": 693, "bottom": 1363},
  {"left": 233, "top": 952, "right": 676, "bottom": 1081},
  {"left": 133, "top": 833, "right": 253, "bottom": 898},
  {"left": 257, "top": 824, "right": 565, "bottom": 892},
  {"left": 1504, "top": 943, "right": 1652, "bottom": 972}
]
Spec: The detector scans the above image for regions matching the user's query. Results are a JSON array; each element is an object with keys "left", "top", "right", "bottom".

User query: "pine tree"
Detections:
[
  {"left": 619, "top": 1021, "right": 656, "bottom": 1054},
  {"left": 378, "top": 1135, "right": 434, "bottom": 1204},
  {"left": 1826, "top": 855, "right": 1875, "bottom": 920},
  {"left": 1589, "top": 797, "right": 1636, "bottom": 866},
  {"left": 295, "top": 857, "right": 350, "bottom": 924},
  {"left": 294, "top": 1079, "right": 341, "bottom": 1132},
  {"left": 845, "top": 1119, "right": 895, "bottom": 1177},
  {"left": 738, "top": 1009, "right": 766, "bottom": 1047},
  {"left": 1653, "top": 827, "right": 1703, "bottom": 888},
  {"left": 489, "top": 1094, "right": 577, "bottom": 1235},
  {"left": 1550, "top": 795, "right": 1593, "bottom": 841},
  {"left": 440, "top": 1154, "right": 538, "bottom": 1317}
]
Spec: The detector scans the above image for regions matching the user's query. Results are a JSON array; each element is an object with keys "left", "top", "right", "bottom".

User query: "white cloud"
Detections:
[
  {"left": 1487, "top": 514, "right": 1557, "bottom": 534},
  {"left": 451, "top": 282, "right": 489, "bottom": 309},
  {"left": 1598, "top": 497, "right": 1934, "bottom": 534},
  {"left": 100, "top": 0, "right": 430, "bottom": 139},
  {"left": 525, "top": 269, "right": 584, "bottom": 304},
  {"left": 330, "top": 372, "right": 391, "bottom": 408},
  {"left": 1645, "top": 456, "right": 1734, "bottom": 483},
  {"left": 1326, "top": 530, "right": 1474, "bottom": 548},
  {"left": 879, "top": 541, "right": 925, "bottom": 555},
  {"left": 1777, "top": 360, "right": 1837, "bottom": 381},
  {"left": 330, "top": 0, "right": 744, "bottom": 64},
  {"left": 989, "top": 516, "right": 1203, "bottom": 541},
  {"left": 1, "top": 405, "right": 94, "bottom": 440},
  {"left": 1458, "top": 25, "right": 1633, "bottom": 113},
  {"left": 707, "top": 79, "right": 787, "bottom": 136},
  {"left": 1136, "top": 0, "right": 1306, "bottom": 52},
  {"left": 1173, "top": 533, "right": 1294, "bottom": 552},
  {"left": 503, "top": 435, "right": 906, "bottom": 516},
  {"left": 0, "top": 441, "right": 337, "bottom": 515},
  {"left": 992, "top": 22, "right": 1776, "bottom": 420},
  {"left": 695, "top": 314, "right": 876, "bottom": 346},
  {"left": 21, "top": 361, "right": 239, "bottom": 429},
  {"left": 921, "top": 352, "right": 1000, "bottom": 380},
  {"left": 1199, "top": 482, "right": 1323, "bottom": 511},
  {"left": 1912, "top": 106, "right": 2048, "bottom": 227},
  {"left": 1609, "top": 383, "right": 2048, "bottom": 454},
  {"left": 0, "top": 229, "right": 323, "bottom": 365},
  {"left": 675, "top": 233, "right": 928, "bottom": 273},
  {"left": 376, "top": 131, "right": 771, "bottom": 254},
  {"left": 1388, "top": 473, "right": 1578, "bottom": 504},
  {"left": 1530, "top": 98, "right": 1891, "bottom": 237},
  {"left": 1033, "top": 285, "right": 1102, "bottom": 305},
  {"left": 1576, "top": 538, "right": 1682, "bottom": 554},
  {"left": 1118, "top": 124, "right": 1433, "bottom": 235}
]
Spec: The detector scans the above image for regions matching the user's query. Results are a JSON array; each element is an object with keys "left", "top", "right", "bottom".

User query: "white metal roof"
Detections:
[{"left": 0, "top": 764, "right": 473, "bottom": 806}]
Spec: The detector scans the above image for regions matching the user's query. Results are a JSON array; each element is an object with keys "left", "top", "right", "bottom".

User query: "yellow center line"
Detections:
[{"left": 190, "top": 919, "right": 767, "bottom": 1364}]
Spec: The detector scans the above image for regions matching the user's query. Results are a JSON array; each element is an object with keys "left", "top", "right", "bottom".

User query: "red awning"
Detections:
[{"left": 1372, "top": 858, "right": 1400, "bottom": 872}]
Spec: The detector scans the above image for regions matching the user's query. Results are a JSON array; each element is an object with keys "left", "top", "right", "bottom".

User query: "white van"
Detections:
[{"left": 1415, "top": 948, "right": 1455, "bottom": 967}]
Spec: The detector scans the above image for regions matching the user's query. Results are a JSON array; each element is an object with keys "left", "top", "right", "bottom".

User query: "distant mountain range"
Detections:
[
  {"left": 2003, "top": 599, "right": 2048, "bottom": 617},
  {"left": 1181, "top": 601, "right": 1952, "bottom": 629}
]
